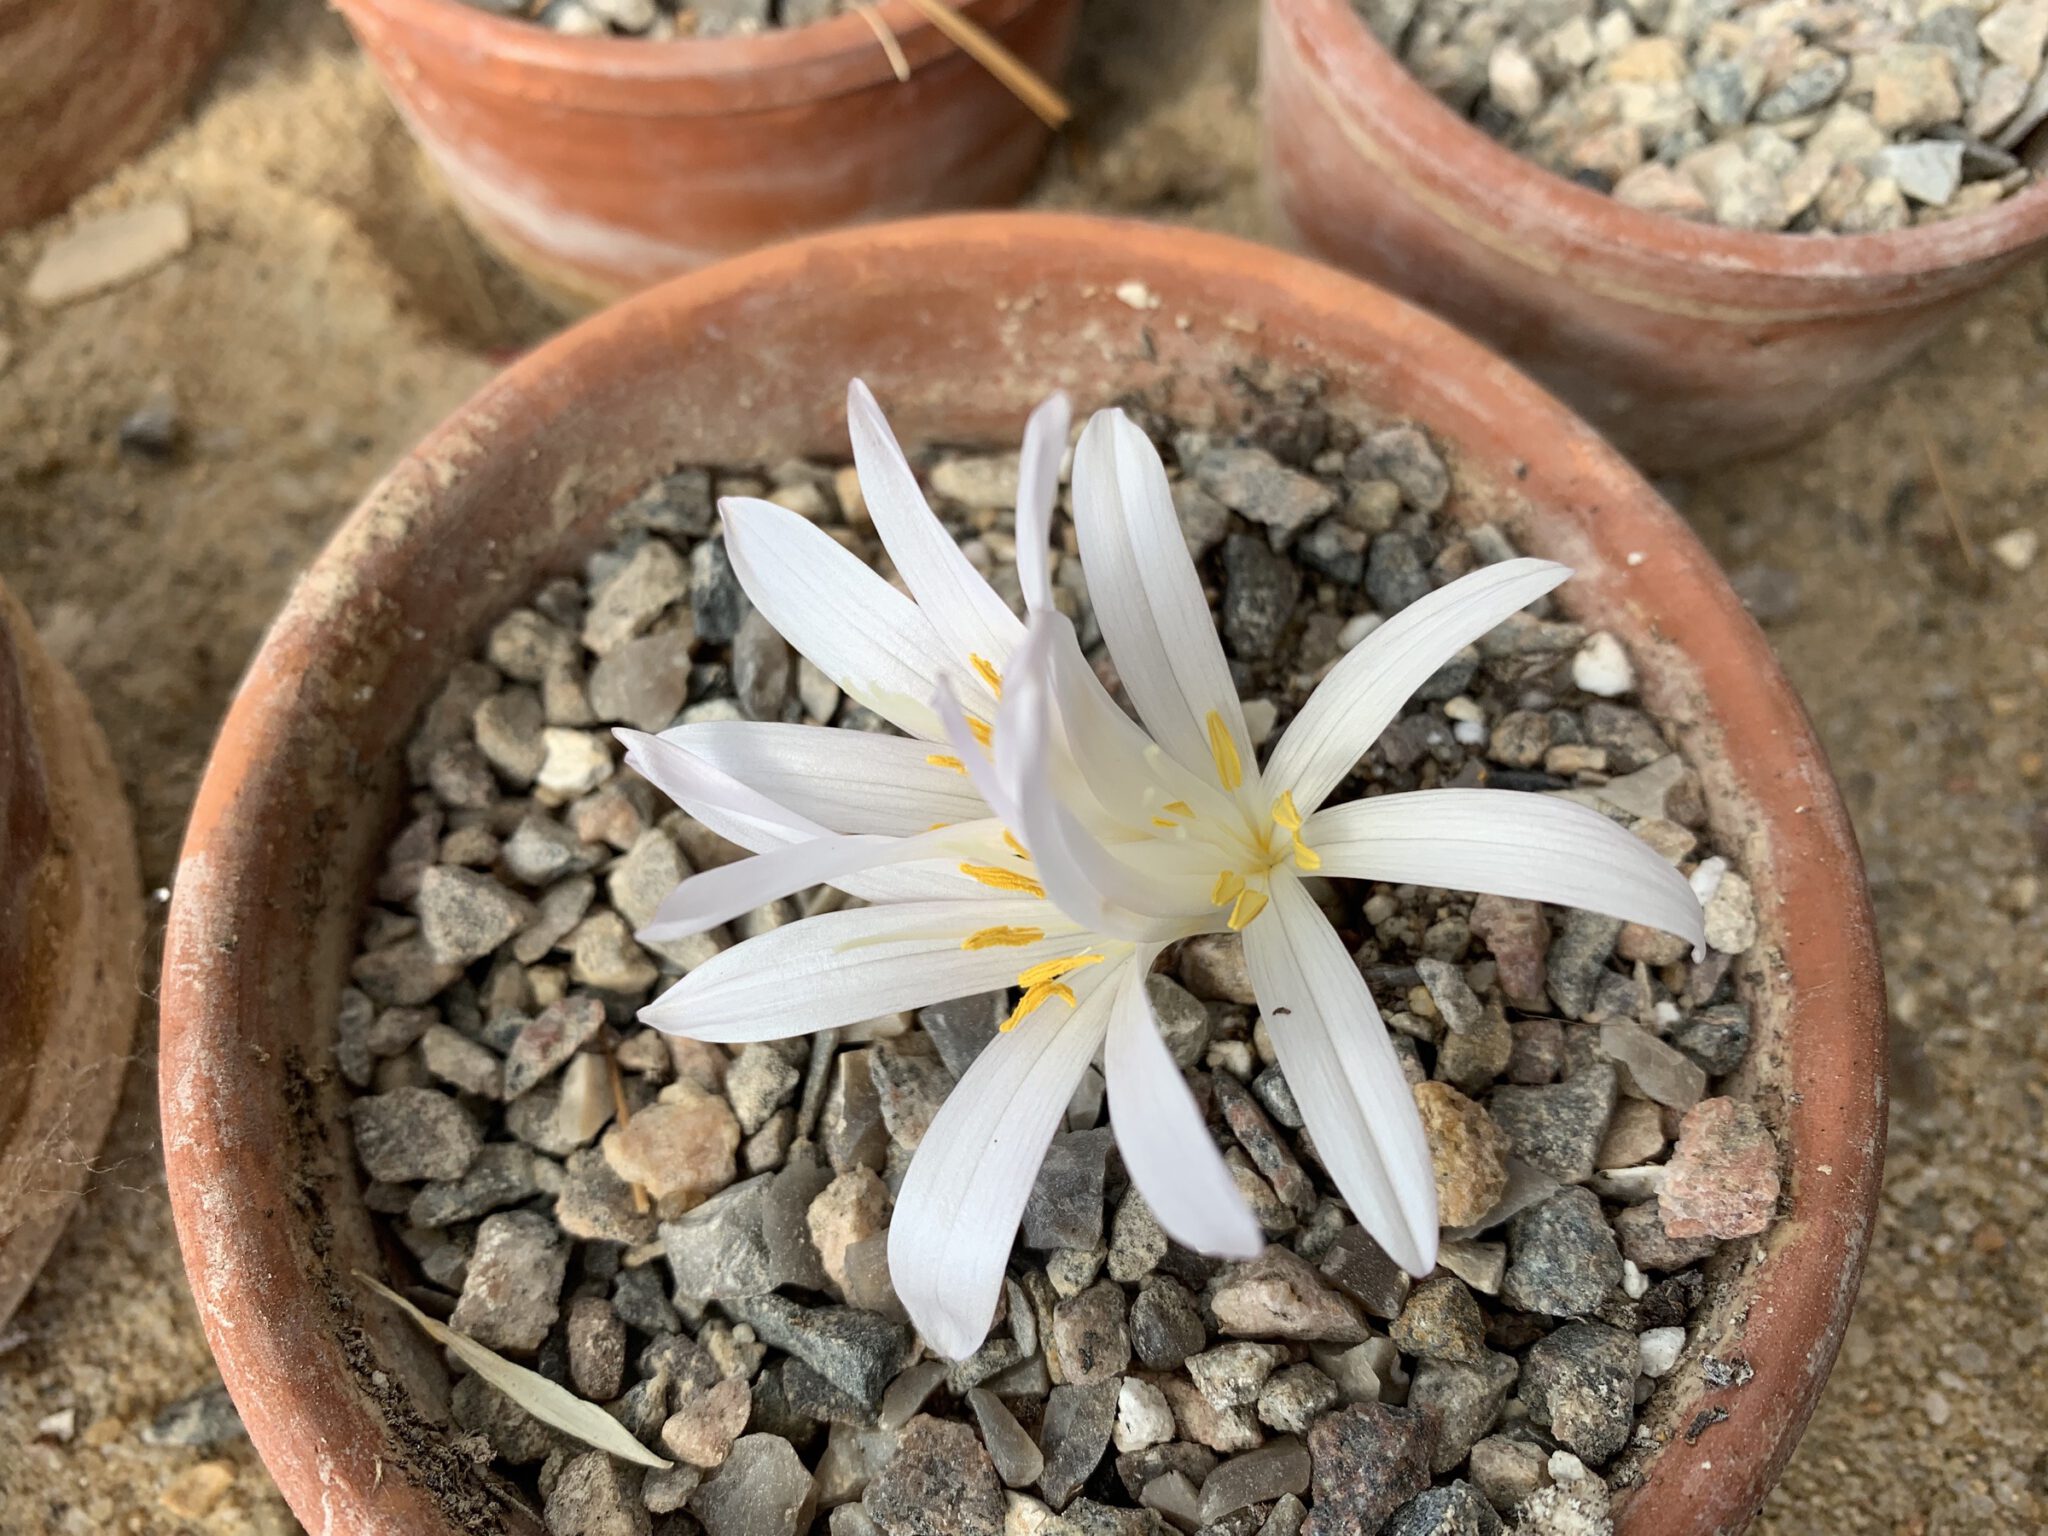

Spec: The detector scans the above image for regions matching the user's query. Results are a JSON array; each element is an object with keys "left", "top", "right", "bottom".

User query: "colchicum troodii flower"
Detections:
[{"left": 619, "top": 381, "right": 1706, "bottom": 1360}]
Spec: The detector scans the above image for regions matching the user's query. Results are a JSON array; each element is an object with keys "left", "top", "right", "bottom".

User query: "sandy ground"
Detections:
[{"left": 0, "top": 0, "right": 2043, "bottom": 1531}]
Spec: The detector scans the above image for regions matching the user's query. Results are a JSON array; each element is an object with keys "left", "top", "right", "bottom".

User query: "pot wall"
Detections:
[
  {"left": 0, "top": 0, "right": 240, "bottom": 232},
  {"left": 332, "top": 0, "right": 1080, "bottom": 307},
  {"left": 160, "top": 212, "right": 1885, "bottom": 1536},
  {"left": 0, "top": 581, "right": 142, "bottom": 1325},
  {"left": 1260, "top": 0, "right": 2048, "bottom": 472}
]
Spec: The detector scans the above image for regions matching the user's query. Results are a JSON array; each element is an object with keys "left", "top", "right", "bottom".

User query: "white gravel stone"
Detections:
[
  {"left": 1571, "top": 632, "right": 1635, "bottom": 698},
  {"left": 1113, "top": 1377, "right": 1177, "bottom": 1452},
  {"left": 1638, "top": 1326, "right": 1685, "bottom": 1378}
]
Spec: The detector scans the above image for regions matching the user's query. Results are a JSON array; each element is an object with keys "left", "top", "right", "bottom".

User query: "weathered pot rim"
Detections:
[
  {"left": 330, "top": 0, "right": 1047, "bottom": 110},
  {"left": 161, "top": 210, "right": 1885, "bottom": 1536},
  {"left": 1278, "top": 0, "right": 2048, "bottom": 288}
]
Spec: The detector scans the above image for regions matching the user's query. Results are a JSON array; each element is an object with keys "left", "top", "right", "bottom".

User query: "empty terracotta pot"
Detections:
[
  {"left": 331, "top": 0, "right": 1081, "bottom": 307},
  {"left": 160, "top": 212, "right": 1884, "bottom": 1534},
  {"left": 0, "top": 0, "right": 240, "bottom": 232},
  {"left": 1261, "top": 0, "right": 2048, "bottom": 471},
  {"left": 0, "top": 579, "right": 142, "bottom": 1326}
]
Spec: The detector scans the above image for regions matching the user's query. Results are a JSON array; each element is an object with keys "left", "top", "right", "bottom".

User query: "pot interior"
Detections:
[{"left": 168, "top": 217, "right": 1879, "bottom": 1536}]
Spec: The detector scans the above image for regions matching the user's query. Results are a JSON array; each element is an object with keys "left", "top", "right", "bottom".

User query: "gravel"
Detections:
[{"left": 334, "top": 389, "right": 1770, "bottom": 1530}]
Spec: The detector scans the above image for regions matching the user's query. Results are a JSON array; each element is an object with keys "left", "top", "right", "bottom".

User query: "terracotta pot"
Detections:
[
  {"left": 331, "top": 0, "right": 1081, "bottom": 308},
  {"left": 161, "top": 211, "right": 1884, "bottom": 1534},
  {"left": 0, "top": 579, "right": 142, "bottom": 1326},
  {"left": 1260, "top": 0, "right": 2048, "bottom": 472},
  {"left": 0, "top": 0, "right": 240, "bottom": 232}
]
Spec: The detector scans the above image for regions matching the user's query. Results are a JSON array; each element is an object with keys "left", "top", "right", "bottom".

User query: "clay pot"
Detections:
[
  {"left": 1260, "top": 0, "right": 2048, "bottom": 471},
  {"left": 0, "top": 580, "right": 142, "bottom": 1325},
  {"left": 331, "top": 0, "right": 1081, "bottom": 308},
  {"left": 0, "top": 0, "right": 240, "bottom": 232},
  {"left": 161, "top": 212, "right": 1884, "bottom": 1533}
]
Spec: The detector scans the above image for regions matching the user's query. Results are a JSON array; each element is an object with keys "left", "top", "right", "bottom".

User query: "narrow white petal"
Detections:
[
  {"left": 1071, "top": 410, "right": 1252, "bottom": 792},
  {"left": 1105, "top": 958, "right": 1264, "bottom": 1259},
  {"left": 721, "top": 495, "right": 978, "bottom": 737},
  {"left": 1266, "top": 559, "right": 1572, "bottom": 815},
  {"left": 848, "top": 380, "right": 1024, "bottom": 667},
  {"left": 650, "top": 720, "right": 989, "bottom": 836},
  {"left": 1240, "top": 874, "right": 1438, "bottom": 1275},
  {"left": 639, "top": 898, "right": 1079, "bottom": 1041},
  {"left": 1015, "top": 392, "right": 1071, "bottom": 613},
  {"left": 890, "top": 969, "right": 1117, "bottom": 1359},
  {"left": 1304, "top": 789, "right": 1705, "bottom": 952}
]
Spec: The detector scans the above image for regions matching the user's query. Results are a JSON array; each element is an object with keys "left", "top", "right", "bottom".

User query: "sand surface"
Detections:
[{"left": 1, "top": 0, "right": 2043, "bottom": 1530}]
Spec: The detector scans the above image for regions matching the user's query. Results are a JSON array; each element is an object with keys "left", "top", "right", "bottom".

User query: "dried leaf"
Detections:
[{"left": 355, "top": 1272, "right": 670, "bottom": 1469}]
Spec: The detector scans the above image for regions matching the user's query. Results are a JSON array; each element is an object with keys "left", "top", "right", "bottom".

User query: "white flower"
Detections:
[{"left": 621, "top": 381, "right": 1705, "bottom": 1360}]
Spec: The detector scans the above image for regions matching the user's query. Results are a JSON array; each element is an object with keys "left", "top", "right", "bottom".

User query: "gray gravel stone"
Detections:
[
  {"left": 450, "top": 1209, "right": 568, "bottom": 1353},
  {"left": 1221, "top": 534, "right": 1302, "bottom": 660},
  {"left": 1040, "top": 1379, "right": 1121, "bottom": 1510},
  {"left": 1025, "top": 1129, "right": 1114, "bottom": 1251},
  {"left": 1053, "top": 1281, "right": 1133, "bottom": 1386},
  {"left": 545, "top": 1448, "right": 651, "bottom": 1536},
  {"left": 1382, "top": 1481, "right": 1503, "bottom": 1536},
  {"left": 1303, "top": 1404, "right": 1433, "bottom": 1536},
  {"left": 919, "top": 991, "right": 1008, "bottom": 1079},
  {"left": 1519, "top": 1322, "right": 1639, "bottom": 1465},
  {"left": 864, "top": 1415, "right": 1006, "bottom": 1536},
  {"left": 1501, "top": 1188, "right": 1624, "bottom": 1318},
  {"left": 350, "top": 1086, "right": 480, "bottom": 1183},
  {"left": 1130, "top": 1279, "right": 1208, "bottom": 1370},
  {"left": 725, "top": 1294, "right": 914, "bottom": 1411},
  {"left": 418, "top": 865, "right": 536, "bottom": 966},
  {"left": 691, "top": 1434, "right": 815, "bottom": 1536},
  {"left": 1487, "top": 1066, "right": 1618, "bottom": 1184},
  {"left": 1407, "top": 1351, "right": 1517, "bottom": 1475}
]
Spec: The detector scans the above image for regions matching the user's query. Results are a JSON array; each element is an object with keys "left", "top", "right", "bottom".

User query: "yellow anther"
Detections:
[
  {"left": 1291, "top": 833, "right": 1322, "bottom": 872},
  {"left": 928, "top": 822, "right": 951, "bottom": 832},
  {"left": 1002, "top": 829, "right": 1032, "bottom": 861},
  {"left": 1271, "top": 790, "right": 1303, "bottom": 832},
  {"left": 970, "top": 654, "right": 1004, "bottom": 697},
  {"left": 1002, "top": 980, "right": 1078, "bottom": 1032},
  {"left": 927, "top": 754, "right": 967, "bottom": 775},
  {"left": 959, "top": 863, "right": 1047, "bottom": 898},
  {"left": 1227, "top": 888, "right": 1270, "bottom": 930},
  {"left": 1163, "top": 800, "right": 1195, "bottom": 818},
  {"left": 1210, "top": 870, "right": 1246, "bottom": 907},
  {"left": 1206, "top": 710, "right": 1244, "bottom": 792},
  {"left": 1017, "top": 953, "right": 1103, "bottom": 990},
  {"left": 1152, "top": 817, "right": 1178, "bottom": 829},
  {"left": 962, "top": 925, "right": 1046, "bottom": 950},
  {"left": 968, "top": 716, "right": 993, "bottom": 749}
]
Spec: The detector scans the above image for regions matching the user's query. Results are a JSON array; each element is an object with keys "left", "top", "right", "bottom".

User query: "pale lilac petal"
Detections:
[
  {"left": 639, "top": 898, "right": 1079, "bottom": 1041},
  {"left": 1071, "top": 410, "right": 1252, "bottom": 793},
  {"left": 1304, "top": 789, "right": 1704, "bottom": 952},
  {"left": 848, "top": 380, "right": 1023, "bottom": 668},
  {"left": 1105, "top": 959, "right": 1264, "bottom": 1259},
  {"left": 721, "top": 495, "right": 968, "bottom": 737},
  {"left": 1266, "top": 559, "right": 1571, "bottom": 814},
  {"left": 890, "top": 969, "right": 1118, "bottom": 1359},
  {"left": 650, "top": 720, "right": 989, "bottom": 837},
  {"left": 1240, "top": 874, "right": 1438, "bottom": 1275},
  {"left": 1015, "top": 392, "right": 1071, "bottom": 613}
]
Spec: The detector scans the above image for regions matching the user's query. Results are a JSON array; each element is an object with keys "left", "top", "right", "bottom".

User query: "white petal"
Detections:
[
  {"left": 639, "top": 898, "right": 1079, "bottom": 1041},
  {"left": 1239, "top": 873, "right": 1438, "bottom": 1275},
  {"left": 650, "top": 720, "right": 988, "bottom": 836},
  {"left": 1266, "top": 559, "right": 1572, "bottom": 815},
  {"left": 1303, "top": 789, "right": 1705, "bottom": 952},
  {"left": 1015, "top": 392, "right": 1071, "bottom": 613},
  {"left": 1071, "top": 410, "right": 1252, "bottom": 794},
  {"left": 848, "top": 380, "right": 1024, "bottom": 667},
  {"left": 721, "top": 495, "right": 976, "bottom": 737},
  {"left": 1105, "top": 958, "right": 1264, "bottom": 1259},
  {"left": 890, "top": 969, "right": 1117, "bottom": 1359}
]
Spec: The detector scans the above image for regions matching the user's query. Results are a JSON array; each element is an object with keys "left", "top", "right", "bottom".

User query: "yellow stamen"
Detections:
[
  {"left": 959, "top": 863, "right": 1047, "bottom": 897},
  {"left": 1002, "top": 980, "right": 1079, "bottom": 1032},
  {"left": 962, "top": 925, "right": 1046, "bottom": 950},
  {"left": 928, "top": 822, "right": 951, "bottom": 832},
  {"left": 1227, "top": 888, "right": 1270, "bottom": 930},
  {"left": 1002, "top": 830, "right": 1032, "bottom": 860},
  {"left": 1271, "top": 790, "right": 1303, "bottom": 832},
  {"left": 1152, "top": 817, "right": 1178, "bottom": 829},
  {"left": 1017, "top": 953, "right": 1104, "bottom": 990},
  {"left": 1163, "top": 800, "right": 1195, "bottom": 818},
  {"left": 968, "top": 716, "right": 993, "bottom": 749},
  {"left": 927, "top": 754, "right": 967, "bottom": 774},
  {"left": 1291, "top": 833, "right": 1322, "bottom": 872},
  {"left": 1210, "top": 869, "right": 1246, "bottom": 907},
  {"left": 1207, "top": 710, "right": 1244, "bottom": 792},
  {"left": 970, "top": 654, "right": 1004, "bottom": 697}
]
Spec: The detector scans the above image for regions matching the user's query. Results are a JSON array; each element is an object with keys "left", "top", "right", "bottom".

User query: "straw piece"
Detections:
[
  {"left": 895, "top": 0, "right": 1072, "bottom": 128},
  {"left": 854, "top": 3, "right": 912, "bottom": 82}
]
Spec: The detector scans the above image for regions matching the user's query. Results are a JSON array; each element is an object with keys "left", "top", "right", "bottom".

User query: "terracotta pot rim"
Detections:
[
  {"left": 161, "top": 210, "right": 1885, "bottom": 1536},
  {"left": 1285, "top": 0, "right": 2048, "bottom": 286},
  {"left": 328, "top": 0, "right": 1044, "bottom": 102}
]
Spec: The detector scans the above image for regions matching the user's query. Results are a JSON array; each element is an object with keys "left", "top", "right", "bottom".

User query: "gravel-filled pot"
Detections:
[
  {"left": 330, "top": 0, "right": 1080, "bottom": 307},
  {"left": 1260, "top": 0, "right": 2048, "bottom": 472},
  {"left": 161, "top": 213, "right": 1884, "bottom": 1535},
  {"left": 0, "top": 578, "right": 142, "bottom": 1325},
  {"left": 0, "top": 0, "right": 240, "bottom": 231}
]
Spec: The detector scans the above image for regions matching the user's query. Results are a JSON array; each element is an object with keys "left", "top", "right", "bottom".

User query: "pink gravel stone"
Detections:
[{"left": 1659, "top": 1098, "right": 1780, "bottom": 1239}]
